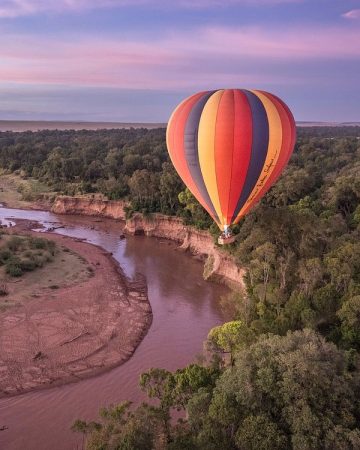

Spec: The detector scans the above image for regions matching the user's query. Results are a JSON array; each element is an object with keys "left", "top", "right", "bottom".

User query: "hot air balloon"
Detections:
[{"left": 166, "top": 89, "right": 296, "bottom": 244}]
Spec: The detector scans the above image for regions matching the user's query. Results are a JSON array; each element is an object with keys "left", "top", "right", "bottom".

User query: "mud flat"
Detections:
[{"left": 0, "top": 220, "right": 152, "bottom": 398}]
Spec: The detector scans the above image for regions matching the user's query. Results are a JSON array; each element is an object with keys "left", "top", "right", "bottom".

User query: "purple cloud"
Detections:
[
  {"left": 0, "top": 0, "right": 304, "bottom": 18},
  {"left": 1, "top": 24, "right": 359, "bottom": 90},
  {"left": 342, "top": 9, "right": 360, "bottom": 20}
]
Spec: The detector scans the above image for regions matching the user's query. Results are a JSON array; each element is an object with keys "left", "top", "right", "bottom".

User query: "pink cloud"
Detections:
[
  {"left": 197, "top": 26, "right": 360, "bottom": 59},
  {"left": 0, "top": 24, "right": 359, "bottom": 89},
  {"left": 0, "top": 0, "right": 303, "bottom": 18},
  {"left": 342, "top": 9, "right": 360, "bottom": 20}
]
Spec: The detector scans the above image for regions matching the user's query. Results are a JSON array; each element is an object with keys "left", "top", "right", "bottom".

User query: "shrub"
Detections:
[
  {"left": 29, "top": 237, "right": 56, "bottom": 256},
  {"left": 47, "top": 241, "right": 56, "bottom": 255},
  {"left": 6, "top": 263, "right": 23, "bottom": 277},
  {"left": 33, "top": 254, "right": 45, "bottom": 267},
  {"left": 29, "top": 237, "right": 48, "bottom": 250},
  {"left": 0, "top": 249, "right": 11, "bottom": 265},
  {"left": 0, "top": 284, "right": 9, "bottom": 296},
  {"left": 7, "top": 236, "right": 23, "bottom": 251},
  {"left": 19, "top": 258, "right": 37, "bottom": 272}
]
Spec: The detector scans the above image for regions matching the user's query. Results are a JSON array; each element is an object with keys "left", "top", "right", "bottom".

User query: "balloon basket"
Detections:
[{"left": 218, "top": 235, "right": 236, "bottom": 245}]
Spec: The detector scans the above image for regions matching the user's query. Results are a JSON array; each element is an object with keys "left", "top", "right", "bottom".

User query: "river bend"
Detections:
[{"left": 0, "top": 207, "right": 227, "bottom": 450}]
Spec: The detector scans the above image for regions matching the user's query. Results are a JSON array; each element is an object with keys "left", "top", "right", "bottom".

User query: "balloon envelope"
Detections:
[{"left": 166, "top": 89, "right": 296, "bottom": 230}]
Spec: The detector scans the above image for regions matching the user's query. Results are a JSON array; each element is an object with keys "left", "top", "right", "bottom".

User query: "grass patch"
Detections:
[
  {"left": 0, "top": 172, "right": 57, "bottom": 208},
  {"left": 0, "top": 233, "right": 57, "bottom": 278},
  {"left": 0, "top": 234, "right": 91, "bottom": 309}
]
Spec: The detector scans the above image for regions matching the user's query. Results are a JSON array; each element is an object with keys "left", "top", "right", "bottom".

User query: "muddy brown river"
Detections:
[{"left": 0, "top": 207, "right": 228, "bottom": 450}]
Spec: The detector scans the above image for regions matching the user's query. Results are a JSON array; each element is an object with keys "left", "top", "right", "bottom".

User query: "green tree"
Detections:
[
  {"left": 172, "top": 364, "right": 219, "bottom": 409},
  {"left": 235, "top": 415, "right": 287, "bottom": 450},
  {"left": 206, "top": 321, "right": 255, "bottom": 366},
  {"left": 104, "top": 148, "right": 121, "bottom": 178},
  {"left": 85, "top": 160, "right": 104, "bottom": 181},
  {"left": 72, "top": 402, "right": 164, "bottom": 450},
  {"left": 203, "top": 329, "right": 360, "bottom": 450},
  {"left": 338, "top": 295, "right": 360, "bottom": 348},
  {"left": 128, "top": 169, "right": 160, "bottom": 211},
  {"left": 159, "top": 162, "right": 183, "bottom": 214},
  {"left": 178, "top": 188, "right": 213, "bottom": 229}
]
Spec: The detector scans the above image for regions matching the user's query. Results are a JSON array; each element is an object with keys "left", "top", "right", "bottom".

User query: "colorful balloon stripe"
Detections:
[
  {"left": 185, "top": 91, "right": 219, "bottom": 222},
  {"left": 234, "top": 91, "right": 295, "bottom": 223},
  {"left": 166, "top": 91, "right": 220, "bottom": 224},
  {"left": 198, "top": 90, "right": 224, "bottom": 223},
  {"left": 166, "top": 88, "right": 296, "bottom": 230},
  {"left": 230, "top": 90, "right": 269, "bottom": 224}
]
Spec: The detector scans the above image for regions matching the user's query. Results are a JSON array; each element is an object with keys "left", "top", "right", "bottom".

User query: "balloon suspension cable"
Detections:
[
  {"left": 218, "top": 224, "right": 235, "bottom": 245},
  {"left": 223, "top": 224, "right": 232, "bottom": 238}
]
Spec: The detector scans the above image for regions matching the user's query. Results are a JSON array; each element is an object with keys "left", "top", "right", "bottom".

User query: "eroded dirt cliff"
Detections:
[
  {"left": 125, "top": 213, "right": 245, "bottom": 288},
  {"left": 52, "top": 196, "right": 245, "bottom": 288},
  {"left": 52, "top": 196, "right": 127, "bottom": 219}
]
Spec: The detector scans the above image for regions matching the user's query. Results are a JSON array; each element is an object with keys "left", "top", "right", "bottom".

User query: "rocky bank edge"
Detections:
[
  {"left": 0, "top": 221, "right": 152, "bottom": 398},
  {"left": 52, "top": 196, "right": 245, "bottom": 289}
]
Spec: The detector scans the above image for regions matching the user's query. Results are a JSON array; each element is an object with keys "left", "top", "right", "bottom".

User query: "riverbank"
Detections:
[
  {"left": 0, "top": 219, "right": 152, "bottom": 398},
  {"left": 52, "top": 196, "right": 245, "bottom": 289},
  {"left": 125, "top": 213, "right": 245, "bottom": 288}
]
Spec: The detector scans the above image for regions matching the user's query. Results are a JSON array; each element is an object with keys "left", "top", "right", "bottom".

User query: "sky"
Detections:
[{"left": 0, "top": 0, "right": 359, "bottom": 122}]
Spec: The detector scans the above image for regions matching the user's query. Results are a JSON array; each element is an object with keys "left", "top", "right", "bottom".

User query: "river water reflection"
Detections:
[{"left": 0, "top": 207, "right": 228, "bottom": 450}]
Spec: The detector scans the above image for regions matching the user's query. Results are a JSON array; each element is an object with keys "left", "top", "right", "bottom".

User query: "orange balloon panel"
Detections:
[{"left": 166, "top": 89, "right": 296, "bottom": 230}]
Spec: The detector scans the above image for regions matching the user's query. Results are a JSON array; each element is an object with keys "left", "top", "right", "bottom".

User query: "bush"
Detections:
[
  {"left": 6, "top": 263, "right": 23, "bottom": 277},
  {"left": 0, "top": 249, "right": 11, "bottom": 265},
  {"left": 7, "top": 236, "right": 23, "bottom": 251},
  {"left": 19, "top": 258, "right": 37, "bottom": 272},
  {"left": 21, "top": 189, "right": 35, "bottom": 201},
  {"left": 1, "top": 234, "right": 57, "bottom": 276},
  {"left": 0, "top": 284, "right": 9, "bottom": 296},
  {"left": 29, "top": 237, "right": 48, "bottom": 250}
]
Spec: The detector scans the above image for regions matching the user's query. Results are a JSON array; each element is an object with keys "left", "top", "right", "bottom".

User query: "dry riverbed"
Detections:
[{"left": 0, "top": 220, "right": 152, "bottom": 397}]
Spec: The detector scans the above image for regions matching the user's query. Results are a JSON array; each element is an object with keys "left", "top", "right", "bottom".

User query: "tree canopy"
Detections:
[
  {"left": 73, "top": 330, "right": 360, "bottom": 450},
  {"left": 1, "top": 125, "right": 360, "bottom": 448}
]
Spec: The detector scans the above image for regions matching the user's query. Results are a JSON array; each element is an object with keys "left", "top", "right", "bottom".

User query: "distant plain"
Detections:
[
  {"left": 1, "top": 120, "right": 359, "bottom": 132},
  {"left": 0, "top": 121, "right": 167, "bottom": 132}
]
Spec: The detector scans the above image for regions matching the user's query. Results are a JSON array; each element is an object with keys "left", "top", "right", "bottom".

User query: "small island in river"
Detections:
[{"left": 0, "top": 219, "right": 152, "bottom": 397}]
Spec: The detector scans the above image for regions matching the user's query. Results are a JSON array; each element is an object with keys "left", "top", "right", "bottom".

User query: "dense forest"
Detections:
[{"left": 1, "top": 126, "right": 360, "bottom": 449}]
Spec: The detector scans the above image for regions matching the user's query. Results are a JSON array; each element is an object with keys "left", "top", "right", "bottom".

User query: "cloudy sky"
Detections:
[{"left": 0, "top": 0, "right": 359, "bottom": 122}]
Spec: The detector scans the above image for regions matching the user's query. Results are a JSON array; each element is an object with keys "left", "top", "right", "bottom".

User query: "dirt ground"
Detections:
[
  {"left": 0, "top": 220, "right": 152, "bottom": 397},
  {"left": 0, "top": 233, "right": 91, "bottom": 312}
]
